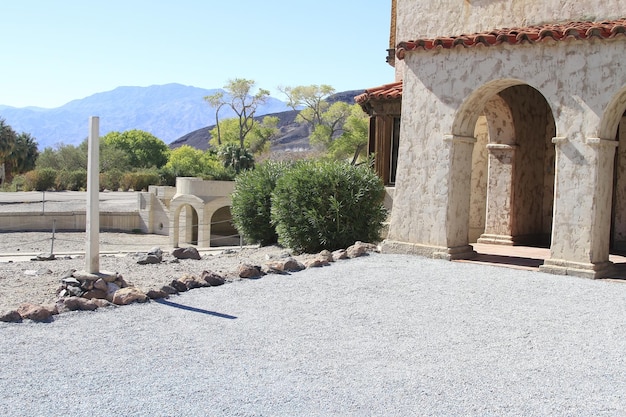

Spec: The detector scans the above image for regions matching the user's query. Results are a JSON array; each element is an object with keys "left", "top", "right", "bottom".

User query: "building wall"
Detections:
[
  {"left": 387, "top": 36, "right": 626, "bottom": 270},
  {"left": 396, "top": 0, "right": 625, "bottom": 41}
]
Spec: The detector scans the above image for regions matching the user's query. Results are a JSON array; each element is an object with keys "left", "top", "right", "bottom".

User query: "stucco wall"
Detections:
[
  {"left": 396, "top": 0, "right": 625, "bottom": 41},
  {"left": 388, "top": 37, "right": 626, "bottom": 265}
]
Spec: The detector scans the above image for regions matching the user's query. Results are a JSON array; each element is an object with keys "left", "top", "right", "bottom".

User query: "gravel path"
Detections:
[{"left": 1, "top": 253, "right": 625, "bottom": 416}]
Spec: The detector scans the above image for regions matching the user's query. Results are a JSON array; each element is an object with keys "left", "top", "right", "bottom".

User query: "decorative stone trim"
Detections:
[
  {"left": 486, "top": 143, "right": 518, "bottom": 150},
  {"left": 551, "top": 136, "right": 568, "bottom": 145},
  {"left": 540, "top": 258, "right": 615, "bottom": 279},
  {"left": 381, "top": 240, "right": 476, "bottom": 260},
  {"left": 443, "top": 134, "right": 477, "bottom": 144},
  {"left": 586, "top": 137, "right": 619, "bottom": 148}
]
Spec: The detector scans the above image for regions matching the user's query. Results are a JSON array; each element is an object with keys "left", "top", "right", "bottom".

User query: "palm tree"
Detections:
[{"left": 0, "top": 118, "right": 17, "bottom": 185}]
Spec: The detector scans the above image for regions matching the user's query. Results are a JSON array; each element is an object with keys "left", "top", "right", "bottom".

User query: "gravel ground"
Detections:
[{"left": 1, "top": 253, "right": 626, "bottom": 416}]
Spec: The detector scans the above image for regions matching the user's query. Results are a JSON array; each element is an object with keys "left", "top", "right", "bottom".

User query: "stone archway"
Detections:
[
  {"left": 603, "top": 87, "right": 626, "bottom": 251},
  {"left": 452, "top": 81, "right": 556, "bottom": 250},
  {"left": 210, "top": 206, "right": 239, "bottom": 246}
]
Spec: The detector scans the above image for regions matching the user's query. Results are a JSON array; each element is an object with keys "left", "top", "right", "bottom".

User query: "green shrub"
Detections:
[
  {"left": 23, "top": 168, "right": 57, "bottom": 191},
  {"left": 271, "top": 160, "right": 387, "bottom": 253},
  {"left": 119, "top": 170, "right": 161, "bottom": 191},
  {"left": 231, "top": 161, "right": 291, "bottom": 246},
  {"left": 55, "top": 169, "right": 87, "bottom": 191},
  {"left": 100, "top": 169, "right": 124, "bottom": 191}
]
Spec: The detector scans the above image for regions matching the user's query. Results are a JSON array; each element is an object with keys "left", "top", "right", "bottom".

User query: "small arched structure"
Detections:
[{"left": 168, "top": 178, "right": 235, "bottom": 248}]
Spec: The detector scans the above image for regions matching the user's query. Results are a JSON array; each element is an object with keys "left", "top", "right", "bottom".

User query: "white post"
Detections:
[{"left": 86, "top": 116, "right": 100, "bottom": 273}]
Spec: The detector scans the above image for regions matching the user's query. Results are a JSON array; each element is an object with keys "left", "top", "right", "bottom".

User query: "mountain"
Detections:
[
  {"left": 170, "top": 90, "right": 365, "bottom": 152},
  {"left": 0, "top": 83, "right": 292, "bottom": 149}
]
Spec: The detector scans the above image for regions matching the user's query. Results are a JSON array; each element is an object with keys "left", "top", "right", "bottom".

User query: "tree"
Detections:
[
  {"left": 204, "top": 79, "right": 270, "bottom": 149},
  {"left": 328, "top": 104, "right": 369, "bottom": 164},
  {"left": 218, "top": 143, "right": 254, "bottom": 174},
  {"left": 36, "top": 142, "right": 87, "bottom": 171},
  {"left": 209, "top": 115, "right": 279, "bottom": 155},
  {"left": 279, "top": 84, "right": 352, "bottom": 151},
  {"left": 101, "top": 130, "right": 169, "bottom": 169},
  {"left": 164, "top": 145, "right": 221, "bottom": 177},
  {"left": 0, "top": 118, "right": 17, "bottom": 184},
  {"left": 4, "top": 132, "right": 39, "bottom": 183}
]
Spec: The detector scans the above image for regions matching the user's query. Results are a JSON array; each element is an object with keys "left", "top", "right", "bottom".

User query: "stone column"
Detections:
[
  {"left": 86, "top": 116, "right": 100, "bottom": 274},
  {"left": 541, "top": 137, "right": 617, "bottom": 278},
  {"left": 478, "top": 143, "right": 518, "bottom": 245}
]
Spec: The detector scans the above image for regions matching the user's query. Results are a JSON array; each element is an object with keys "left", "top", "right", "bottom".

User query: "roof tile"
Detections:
[
  {"left": 355, "top": 81, "right": 403, "bottom": 104},
  {"left": 396, "top": 18, "right": 626, "bottom": 59}
]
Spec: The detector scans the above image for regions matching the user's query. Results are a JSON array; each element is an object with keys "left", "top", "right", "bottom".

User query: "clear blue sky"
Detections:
[{"left": 0, "top": 1, "right": 394, "bottom": 108}]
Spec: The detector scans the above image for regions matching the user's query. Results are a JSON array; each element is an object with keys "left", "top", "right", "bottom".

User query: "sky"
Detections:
[{"left": 0, "top": 1, "right": 395, "bottom": 109}]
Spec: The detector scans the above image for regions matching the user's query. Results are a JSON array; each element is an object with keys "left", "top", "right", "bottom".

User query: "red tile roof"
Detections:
[
  {"left": 396, "top": 18, "right": 626, "bottom": 59},
  {"left": 355, "top": 81, "right": 403, "bottom": 104}
]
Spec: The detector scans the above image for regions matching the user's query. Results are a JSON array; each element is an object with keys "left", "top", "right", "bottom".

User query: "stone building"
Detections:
[{"left": 358, "top": 1, "right": 626, "bottom": 278}]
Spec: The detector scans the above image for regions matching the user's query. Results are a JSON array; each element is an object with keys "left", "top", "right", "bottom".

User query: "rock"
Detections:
[
  {"left": 16, "top": 303, "right": 57, "bottom": 321},
  {"left": 346, "top": 241, "right": 378, "bottom": 258},
  {"left": 318, "top": 250, "right": 334, "bottom": 262},
  {"left": 172, "top": 247, "right": 202, "bottom": 260},
  {"left": 201, "top": 271, "right": 225, "bottom": 286},
  {"left": 63, "top": 297, "right": 99, "bottom": 311},
  {"left": 148, "top": 247, "right": 163, "bottom": 260},
  {"left": 265, "top": 251, "right": 293, "bottom": 260},
  {"left": 177, "top": 273, "right": 207, "bottom": 289},
  {"left": 137, "top": 254, "right": 161, "bottom": 265},
  {"left": 94, "top": 278, "right": 108, "bottom": 291},
  {"left": 332, "top": 249, "right": 348, "bottom": 261},
  {"left": 32, "top": 253, "right": 55, "bottom": 261},
  {"left": 66, "top": 286, "right": 85, "bottom": 297},
  {"left": 146, "top": 289, "right": 168, "bottom": 299},
  {"left": 112, "top": 287, "right": 148, "bottom": 305},
  {"left": 60, "top": 269, "right": 77, "bottom": 279},
  {"left": 265, "top": 258, "right": 305, "bottom": 273},
  {"left": 170, "top": 280, "right": 188, "bottom": 292},
  {"left": 106, "top": 282, "right": 121, "bottom": 301},
  {"left": 82, "top": 289, "right": 107, "bottom": 299},
  {"left": 61, "top": 277, "right": 81, "bottom": 286},
  {"left": 238, "top": 263, "right": 264, "bottom": 278},
  {"left": 304, "top": 258, "right": 330, "bottom": 268},
  {"left": 0, "top": 310, "right": 22, "bottom": 323},
  {"left": 160, "top": 284, "right": 179, "bottom": 295},
  {"left": 91, "top": 299, "right": 114, "bottom": 308}
]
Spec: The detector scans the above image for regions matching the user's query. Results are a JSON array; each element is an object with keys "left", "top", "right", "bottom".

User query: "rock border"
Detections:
[{"left": 0, "top": 242, "right": 378, "bottom": 323}]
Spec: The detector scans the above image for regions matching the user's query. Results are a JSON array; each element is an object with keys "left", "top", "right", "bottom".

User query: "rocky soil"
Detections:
[{"left": 0, "top": 231, "right": 375, "bottom": 322}]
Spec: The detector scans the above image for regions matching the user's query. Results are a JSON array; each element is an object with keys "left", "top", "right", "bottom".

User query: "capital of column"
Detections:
[
  {"left": 444, "top": 134, "right": 476, "bottom": 144},
  {"left": 586, "top": 137, "right": 619, "bottom": 148},
  {"left": 486, "top": 143, "right": 519, "bottom": 151}
]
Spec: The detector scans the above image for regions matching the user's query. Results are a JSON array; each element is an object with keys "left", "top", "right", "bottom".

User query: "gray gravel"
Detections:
[{"left": 1, "top": 253, "right": 626, "bottom": 416}]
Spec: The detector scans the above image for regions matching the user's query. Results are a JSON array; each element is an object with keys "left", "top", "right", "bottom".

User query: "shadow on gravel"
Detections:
[{"left": 154, "top": 299, "right": 237, "bottom": 319}]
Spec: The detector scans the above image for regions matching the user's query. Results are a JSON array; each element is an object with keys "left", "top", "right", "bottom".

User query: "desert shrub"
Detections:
[
  {"left": 231, "top": 161, "right": 291, "bottom": 246},
  {"left": 55, "top": 169, "right": 87, "bottom": 191},
  {"left": 22, "top": 168, "right": 57, "bottom": 191},
  {"left": 100, "top": 169, "right": 124, "bottom": 191},
  {"left": 119, "top": 169, "right": 161, "bottom": 191},
  {"left": 271, "top": 160, "right": 387, "bottom": 253}
]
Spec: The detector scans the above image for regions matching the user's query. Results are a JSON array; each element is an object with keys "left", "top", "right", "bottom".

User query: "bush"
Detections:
[
  {"left": 100, "top": 169, "right": 124, "bottom": 191},
  {"left": 55, "top": 169, "right": 87, "bottom": 191},
  {"left": 231, "top": 161, "right": 291, "bottom": 246},
  {"left": 271, "top": 160, "right": 387, "bottom": 253},
  {"left": 22, "top": 168, "right": 57, "bottom": 191},
  {"left": 119, "top": 170, "right": 161, "bottom": 191}
]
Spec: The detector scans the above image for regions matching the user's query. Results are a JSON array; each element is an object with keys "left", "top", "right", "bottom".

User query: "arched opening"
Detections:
[
  {"left": 611, "top": 110, "right": 626, "bottom": 251},
  {"left": 462, "top": 83, "right": 556, "bottom": 250},
  {"left": 210, "top": 206, "right": 239, "bottom": 246},
  {"left": 177, "top": 203, "right": 199, "bottom": 246}
]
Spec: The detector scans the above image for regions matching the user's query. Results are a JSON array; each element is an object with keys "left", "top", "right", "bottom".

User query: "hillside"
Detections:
[{"left": 170, "top": 90, "right": 364, "bottom": 152}]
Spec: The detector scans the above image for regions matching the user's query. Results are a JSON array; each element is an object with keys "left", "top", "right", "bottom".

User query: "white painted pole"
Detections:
[{"left": 86, "top": 116, "right": 100, "bottom": 273}]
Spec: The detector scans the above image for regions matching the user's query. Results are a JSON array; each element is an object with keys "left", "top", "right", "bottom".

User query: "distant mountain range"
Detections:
[{"left": 0, "top": 83, "right": 293, "bottom": 149}]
